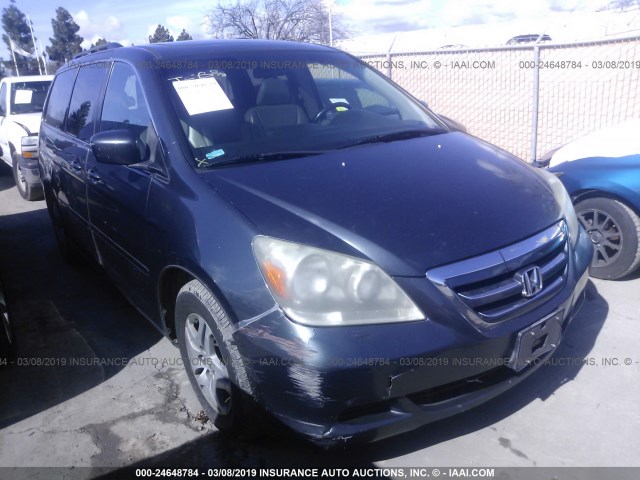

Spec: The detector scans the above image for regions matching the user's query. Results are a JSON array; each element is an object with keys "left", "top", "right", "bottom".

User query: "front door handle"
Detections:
[
  {"left": 45, "top": 137, "right": 61, "bottom": 153},
  {"left": 87, "top": 169, "right": 103, "bottom": 184},
  {"left": 69, "top": 159, "right": 82, "bottom": 172}
]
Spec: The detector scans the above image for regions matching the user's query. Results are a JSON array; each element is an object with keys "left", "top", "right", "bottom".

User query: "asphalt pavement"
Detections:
[{"left": 0, "top": 163, "right": 638, "bottom": 476}]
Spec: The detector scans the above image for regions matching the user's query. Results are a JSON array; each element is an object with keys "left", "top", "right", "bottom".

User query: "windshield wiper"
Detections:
[
  {"left": 338, "top": 128, "right": 447, "bottom": 149},
  {"left": 199, "top": 150, "right": 325, "bottom": 168}
]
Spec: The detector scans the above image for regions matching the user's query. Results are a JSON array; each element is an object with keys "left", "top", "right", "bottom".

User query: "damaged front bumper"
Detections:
[{"left": 232, "top": 226, "right": 592, "bottom": 447}]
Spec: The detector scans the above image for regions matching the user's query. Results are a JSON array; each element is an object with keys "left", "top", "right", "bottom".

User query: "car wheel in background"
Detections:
[
  {"left": 12, "top": 152, "right": 43, "bottom": 202},
  {"left": 575, "top": 197, "right": 640, "bottom": 280},
  {"left": 175, "top": 279, "right": 259, "bottom": 436}
]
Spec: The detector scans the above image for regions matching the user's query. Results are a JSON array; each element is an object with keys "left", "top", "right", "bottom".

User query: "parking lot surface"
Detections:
[{"left": 0, "top": 164, "right": 639, "bottom": 475}]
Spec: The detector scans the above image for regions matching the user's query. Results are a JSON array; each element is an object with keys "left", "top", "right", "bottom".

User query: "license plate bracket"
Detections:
[{"left": 508, "top": 310, "right": 563, "bottom": 372}]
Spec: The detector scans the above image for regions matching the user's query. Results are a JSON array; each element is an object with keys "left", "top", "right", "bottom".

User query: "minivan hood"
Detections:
[{"left": 204, "top": 133, "right": 561, "bottom": 276}]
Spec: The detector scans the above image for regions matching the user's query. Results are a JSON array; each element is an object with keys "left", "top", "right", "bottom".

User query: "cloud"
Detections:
[
  {"left": 340, "top": 0, "right": 612, "bottom": 35},
  {"left": 75, "top": 10, "right": 125, "bottom": 47},
  {"left": 365, "top": 18, "right": 429, "bottom": 33},
  {"left": 147, "top": 15, "right": 205, "bottom": 41},
  {"left": 147, "top": 23, "right": 160, "bottom": 38},
  {"left": 167, "top": 15, "right": 190, "bottom": 33}
]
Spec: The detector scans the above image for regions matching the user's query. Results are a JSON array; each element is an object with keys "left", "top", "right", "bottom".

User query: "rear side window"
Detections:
[
  {"left": 43, "top": 69, "right": 77, "bottom": 129},
  {"left": 65, "top": 65, "right": 109, "bottom": 142}
]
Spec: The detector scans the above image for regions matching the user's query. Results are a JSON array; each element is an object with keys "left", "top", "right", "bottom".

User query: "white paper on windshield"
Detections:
[
  {"left": 14, "top": 89, "right": 33, "bottom": 104},
  {"left": 329, "top": 97, "right": 349, "bottom": 104},
  {"left": 172, "top": 78, "right": 233, "bottom": 115}
]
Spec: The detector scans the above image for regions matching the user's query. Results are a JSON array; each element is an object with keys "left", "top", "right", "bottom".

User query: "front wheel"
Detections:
[
  {"left": 175, "top": 279, "right": 258, "bottom": 435},
  {"left": 575, "top": 197, "right": 640, "bottom": 280},
  {"left": 12, "top": 152, "right": 43, "bottom": 201}
]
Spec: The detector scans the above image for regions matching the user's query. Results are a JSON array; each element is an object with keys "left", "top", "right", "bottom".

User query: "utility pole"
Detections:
[
  {"left": 38, "top": 39, "right": 48, "bottom": 75},
  {"left": 8, "top": 39, "right": 20, "bottom": 76},
  {"left": 27, "top": 14, "right": 43, "bottom": 75}
]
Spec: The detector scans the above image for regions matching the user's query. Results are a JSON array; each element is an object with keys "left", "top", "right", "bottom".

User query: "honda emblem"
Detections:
[{"left": 515, "top": 266, "right": 543, "bottom": 298}]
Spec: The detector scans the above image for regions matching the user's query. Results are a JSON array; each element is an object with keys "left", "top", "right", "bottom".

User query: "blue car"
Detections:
[
  {"left": 542, "top": 120, "right": 640, "bottom": 280},
  {"left": 38, "top": 40, "right": 591, "bottom": 445}
]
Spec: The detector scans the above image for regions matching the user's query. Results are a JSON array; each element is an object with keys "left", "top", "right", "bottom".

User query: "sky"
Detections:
[{"left": 0, "top": 0, "right": 621, "bottom": 61}]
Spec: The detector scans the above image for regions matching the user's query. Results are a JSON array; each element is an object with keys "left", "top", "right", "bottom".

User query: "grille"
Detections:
[{"left": 427, "top": 221, "right": 568, "bottom": 324}]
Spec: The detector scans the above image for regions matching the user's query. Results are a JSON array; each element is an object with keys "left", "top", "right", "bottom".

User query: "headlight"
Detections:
[
  {"left": 21, "top": 135, "right": 39, "bottom": 158},
  {"left": 252, "top": 236, "right": 424, "bottom": 326},
  {"left": 539, "top": 169, "right": 580, "bottom": 247}
]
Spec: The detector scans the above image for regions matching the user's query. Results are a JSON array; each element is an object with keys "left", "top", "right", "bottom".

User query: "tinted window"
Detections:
[
  {"left": 100, "top": 62, "right": 151, "bottom": 150},
  {"left": 43, "top": 69, "right": 77, "bottom": 129},
  {"left": 66, "top": 65, "right": 108, "bottom": 141}
]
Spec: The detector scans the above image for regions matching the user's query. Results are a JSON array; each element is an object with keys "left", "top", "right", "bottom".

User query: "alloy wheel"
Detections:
[
  {"left": 578, "top": 208, "right": 623, "bottom": 267},
  {"left": 16, "top": 164, "right": 27, "bottom": 192},
  {"left": 184, "top": 313, "right": 232, "bottom": 415}
]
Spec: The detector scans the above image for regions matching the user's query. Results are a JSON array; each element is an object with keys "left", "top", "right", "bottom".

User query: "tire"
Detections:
[
  {"left": 175, "top": 279, "right": 259, "bottom": 436},
  {"left": 575, "top": 197, "right": 640, "bottom": 280},
  {"left": 12, "top": 151, "right": 43, "bottom": 201}
]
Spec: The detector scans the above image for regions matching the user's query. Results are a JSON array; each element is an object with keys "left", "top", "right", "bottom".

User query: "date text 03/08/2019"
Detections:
[{"left": 134, "top": 467, "right": 497, "bottom": 478}]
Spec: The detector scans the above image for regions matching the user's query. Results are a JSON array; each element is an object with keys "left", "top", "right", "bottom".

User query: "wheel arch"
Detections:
[
  {"left": 572, "top": 188, "right": 640, "bottom": 217},
  {"left": 157, "top": 265, "right": 238, "bottom": 340}
]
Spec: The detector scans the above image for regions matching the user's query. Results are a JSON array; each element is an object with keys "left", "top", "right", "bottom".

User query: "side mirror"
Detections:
[
  {"left": 438, "top": 114, "right": 467, "bottom": 133},
  {"left": 417, "top": 100, "right": 468, "bottom": 133},
  {"left": 90, "top": 129, "right": 143, "bottom": 166}
]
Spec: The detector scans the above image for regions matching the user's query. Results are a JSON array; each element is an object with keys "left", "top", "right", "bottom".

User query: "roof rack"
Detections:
[{"left": 73, "top": 42, "right": 123, "bottom": 60}]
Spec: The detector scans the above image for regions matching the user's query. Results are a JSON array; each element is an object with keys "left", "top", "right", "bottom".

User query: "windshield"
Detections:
[
  {"left": 10, "top": 81, "right": 51, "bottom": 115},
  {"left": 163, "top": 49, "right": 446, "bottom": 167}
]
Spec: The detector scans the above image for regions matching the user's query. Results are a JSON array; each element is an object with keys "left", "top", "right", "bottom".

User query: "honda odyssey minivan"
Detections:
[{"left": 39, "top": 40, "right": 592, "bottom": 446}]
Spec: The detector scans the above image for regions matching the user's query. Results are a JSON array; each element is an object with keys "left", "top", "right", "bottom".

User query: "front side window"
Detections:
[
  {"left": 162, "top": 50, "right": 445, "bottom": 168},
  {"left": 66, "top": 65, "right": 109, "bottom": 142},
  {"left": 100, "top": 62, "right": 151, "bottom": 150}
]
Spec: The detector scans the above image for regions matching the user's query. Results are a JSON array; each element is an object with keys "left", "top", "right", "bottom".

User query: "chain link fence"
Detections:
[{"left": 357, "top": 35, "right": 640, "bottom": 161}]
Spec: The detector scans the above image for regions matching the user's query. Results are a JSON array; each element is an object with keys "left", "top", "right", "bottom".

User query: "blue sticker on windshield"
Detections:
[{"left": 206, "top": 149, "right": 225, "bottom": 160}]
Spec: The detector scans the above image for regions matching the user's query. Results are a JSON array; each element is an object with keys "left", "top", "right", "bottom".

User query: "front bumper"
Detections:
[
  {"left": 232, "top": 225, "right": 592, "bottom": 447},
  {"left": 17, "top": 155, "right": 42, "bottom": 187}
]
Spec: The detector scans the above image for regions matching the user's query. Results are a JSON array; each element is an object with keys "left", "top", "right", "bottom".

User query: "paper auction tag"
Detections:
[
  {"left": 14, "top": 89, "right": 33, "bottom": 104},
  {"left": 172, "top": 78, "right": 233, "bottom": 115}
]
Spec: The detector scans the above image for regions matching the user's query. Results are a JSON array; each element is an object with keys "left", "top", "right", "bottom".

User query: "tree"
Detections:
[
  {"left": 176, "top": 29, "right": 193, "bottom": 41},
  {"left": 205, "top": 0, "right": 348, "bottom": 44},
  {"left": 47, "top": 7, "right": 83, "bottom": 66},
  {"left": 1, "top": 0, "right": 41, "bottom": 75},
  {"left": 149, "top": 24, "right": 174, "bottom": 43},
  {"left": 66, "top": 101, "right": 91, "bottom": 137},
  {"left": 90, "top": 38, "right": 108, "bottom": 48}
]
